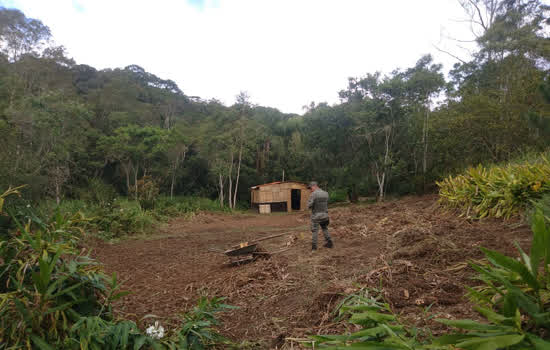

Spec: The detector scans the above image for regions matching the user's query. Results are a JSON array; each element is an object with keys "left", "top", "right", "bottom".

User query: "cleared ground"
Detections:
[{"left": 90, "top": 195, "right": 532, "bottom": 348}]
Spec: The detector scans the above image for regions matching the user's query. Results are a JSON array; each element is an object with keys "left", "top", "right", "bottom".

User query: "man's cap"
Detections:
[{"left": 307, "top": 181, "right": 318, "bottom": 189}]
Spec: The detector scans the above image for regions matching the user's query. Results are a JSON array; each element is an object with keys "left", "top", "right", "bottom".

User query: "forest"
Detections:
[
  {"left": 1, "top": 1, "right": 549, "bottom": 207},
  {"left": 1, "top": 1, "right": 550, "bottom": 350}
]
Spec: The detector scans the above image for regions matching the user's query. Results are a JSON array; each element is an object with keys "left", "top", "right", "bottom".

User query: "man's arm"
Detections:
[{"left": 307, "top": 192, "right": 315, "bottom": 209}]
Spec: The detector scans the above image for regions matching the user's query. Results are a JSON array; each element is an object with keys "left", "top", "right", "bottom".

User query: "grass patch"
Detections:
[{"left": 35, "top": 195, "right": 233, "bottom": 240}]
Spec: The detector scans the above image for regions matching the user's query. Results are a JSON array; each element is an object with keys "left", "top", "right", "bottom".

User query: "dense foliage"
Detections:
[
  {"left": 309, "top": 209, "right": 550, "bottom": 349},
  {"left": 438, "top": 152, "right": 550, "bottom": 218},
  {"left": 1, "top": 1, "right": 549, "bottom": 205},
  {"left": 0, "top": 187, "right": 235, "bottom": 349}
]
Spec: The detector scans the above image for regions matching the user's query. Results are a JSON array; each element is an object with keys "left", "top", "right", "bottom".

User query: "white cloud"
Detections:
[{"left": 6, "top": 0, "right": 476, "bottom": 113}]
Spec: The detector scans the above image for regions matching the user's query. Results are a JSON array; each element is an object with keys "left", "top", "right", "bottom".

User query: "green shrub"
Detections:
[
  {"left": 0, "top": 185, "right": 26, "bottom": 234},
  {"left": 78, "top": 178, "right": 118, "bottom": 208},
  {"left": 155, "top": 196, "right": 230, "bottom": 217},
  {"left": 329, "top": 189, "right": 348, "bottom": 204},
  {"left": 36, "top": 194, "right": 229, "bottom": 240},
  {"left": 437, "top": 153, "right": 550, "bottom": 218},
  {"left": 129, "top": 176, "right": 160, "bottom": 210},
  {"left": 0, "top": 188, "right": 125, "bottom": 348},
  {"left": 176, "top": 296, "right": 237, "bottom": 349},
  {"left": 308, "top": 288, "right": 432, "bottom": 349},
  {"left": 0, "top": 187, "right": 235, "bottom": 349},
  {"left": 432, "top": 209, "right": 550, "bottom": 349},
  {"left": 87, "top": 199, "right": 156, "bottom": 239},
  {"left": 34, "top": 198, "right": 154, "bottom": 239},
  {"left": 532, "top": 193, "right": 550, "bottom": 224}
]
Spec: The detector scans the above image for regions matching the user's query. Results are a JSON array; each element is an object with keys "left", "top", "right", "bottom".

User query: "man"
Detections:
[{"left": 307, "top": 181, "right": 333, "bottom": 251}]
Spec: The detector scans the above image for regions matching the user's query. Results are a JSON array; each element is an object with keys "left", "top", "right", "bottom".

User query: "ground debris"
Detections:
[{"left": 90, "top": 195, "right": 532, "bottom": 348}]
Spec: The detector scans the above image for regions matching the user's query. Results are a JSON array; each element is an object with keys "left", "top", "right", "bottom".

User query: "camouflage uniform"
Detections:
[{"left": 307, "top": 188, "right": 332, "bottom": 249}]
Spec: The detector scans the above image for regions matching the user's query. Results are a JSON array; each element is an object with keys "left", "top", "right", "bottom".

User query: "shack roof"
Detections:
[{"left": 250, "top": 181, "right": 307, "bottom": 190}]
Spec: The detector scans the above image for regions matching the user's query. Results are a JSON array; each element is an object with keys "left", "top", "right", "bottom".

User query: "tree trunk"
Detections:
[
  {"left": 122, "top": 161, "right": 132, "bottom": 195},
  {"left": 256, "top": 145, "right": 260, "bottom": 171},
  {"left": 55, "top": 175, "right": 61, "bottom": 205},
  {"left": 422, "top": 107, "right": 429, "bottom": 191},
  {"left": 233, "top": 142, "right": 243, "bottom": 209},
  {"left": 375, "top": 125, "right": 392, "bottom": 202},
  {"left": 218, "top": 173, "right": 225, "bottom": 207},
  {"left": 169, "top": 149, "right": 186, "bottom": 199},
  {"left": 376, "top": 171, "right": 385, "bottom": 202},
  {"left": 14, "top": 144, "right": 20, "bottom": 173},
  {"left": 170, "top": 165, "right": 176, "bottom": 200},
  {"left": 134, "top": 162, "right": 139, "bottom": 200},
  {"left": 228, "top": 150, "right": 234, "bottom": 209}
]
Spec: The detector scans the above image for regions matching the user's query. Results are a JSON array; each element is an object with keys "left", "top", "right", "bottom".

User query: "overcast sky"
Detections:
[{"left": 2, "top": 0, "right": 479, "bottom": 113}]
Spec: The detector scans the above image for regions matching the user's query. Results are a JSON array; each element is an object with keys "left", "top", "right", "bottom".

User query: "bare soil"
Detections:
[{"left": 89, "top": 195, "right": 532, "bottom": 348}]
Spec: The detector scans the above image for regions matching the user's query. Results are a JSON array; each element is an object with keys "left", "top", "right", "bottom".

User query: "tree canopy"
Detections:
[{"left": 1, "top": 3, "right": 549, "bottom": 204}]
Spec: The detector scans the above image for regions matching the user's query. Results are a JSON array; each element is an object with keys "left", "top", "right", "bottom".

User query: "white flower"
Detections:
[
  {"left": 26, "top": 204, "right": 30, "bottom": 208},
  {"left": 146, "top": 321, "right": 165, "bottom": 339}
]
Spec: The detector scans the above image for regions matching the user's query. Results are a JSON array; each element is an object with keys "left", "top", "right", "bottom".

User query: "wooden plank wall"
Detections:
[
  {"left": 259, "top": 204, "right": 271, "bottom": 214},
  {"left": 250, "top": 182, "right": 311, "bottom": 212}
]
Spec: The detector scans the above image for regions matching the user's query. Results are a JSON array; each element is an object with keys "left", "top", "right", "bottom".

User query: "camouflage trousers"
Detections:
[{"left": 311, "top": 218, "right": 331, "bottom": 247}]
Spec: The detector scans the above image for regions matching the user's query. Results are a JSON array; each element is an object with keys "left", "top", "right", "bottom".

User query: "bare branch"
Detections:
[
  {"left": 441, "top": 33, "right": 478, "bottom": 43},
  {"left": 468, "top": 0, "right": 488, "bottom": 30},
  {"left": 432, "top": 45, "right": 468, "bottom": 64},
  {"left": 449, "top": 18, "right": 484, "bottom": 25},
  {"left": 456, "top": 43, "right": 476, "bottom": 56}
]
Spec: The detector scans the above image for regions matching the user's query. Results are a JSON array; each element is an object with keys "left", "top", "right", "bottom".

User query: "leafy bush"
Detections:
[
  {"left": 309, "top": 210, "right": 550, "bottom": 349},
  {"left": 437, "top": 153, "right": 550, "bottom": 218},
  {"left": 532, "top": 193, "right": 550, "bottom": 224},
  {"left": 434, "top": 209, "right": 550, "bottom": 349},
  {"left": 155, "top": 196, "right": 230, "bottom": 217},
  {"left": 0, "top": 187, "right": 235, "bottom": 349},
  {"left": 36, "top": 194, "right": 230, "bottom": 240},
  {"left": 0, "top": 185, "right": 27, "bottom": 234},
  {"left": 88, "top": 199, "right": 156, "bottom": 239},
  {"left": 309, "top": 288, "right": 432, "bottom": 349},
  {"left": 0, "top": 187, "right": 129, "bottom": 348},
  {"left": 78, "top": 178, "right": 118, "bottom": 208},
  {"left": 328, "top": 189, "right": 348, "bottom": 204},
  {"left": 129, "top": 176, "right": 160, "bottom": 210},
  {"left": 176, "top": 296, "right": 236, "bottom": 349},
  {"left": 37, "top": 198, "right": 156, "bottom": 239}
]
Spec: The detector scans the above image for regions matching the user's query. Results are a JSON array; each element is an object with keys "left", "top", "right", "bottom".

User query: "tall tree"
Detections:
[
  {"left": 229, "top": 91, "right": 252, "bottom": 209},
  {"left": 165, "top": 127, "right": 188, "bottom": 199},
  {"left": 0, "top": 7, "right": 51, "bottom": 61},
  {"left": 402, "top": 55, "right": 445, "bottom": 188}
]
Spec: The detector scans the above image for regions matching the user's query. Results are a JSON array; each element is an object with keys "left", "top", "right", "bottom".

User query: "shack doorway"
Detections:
[{"left": 291, "top": 189, "right": 301, "bottom": 210}]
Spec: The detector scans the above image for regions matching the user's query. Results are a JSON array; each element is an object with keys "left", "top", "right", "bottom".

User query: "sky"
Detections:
[{"left": 2, "top": 0, "right": 479, "bottom": 114}]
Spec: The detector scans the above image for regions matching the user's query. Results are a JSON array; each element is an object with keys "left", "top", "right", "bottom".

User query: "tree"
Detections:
[
  {"left": 98, "top": 125, "right": 168, "bottom": 198},
  {"left": 165, "top": 128, "right": 188, "bottom": 199},
  {"left": 402, "top": 55, "right": 445, "bottom": 189},
  {"left": 0, "top": 7, "right": 52, "bottom": 61},
  {"left": 231, "top": 92, "right": 247, "bottom": 208}
]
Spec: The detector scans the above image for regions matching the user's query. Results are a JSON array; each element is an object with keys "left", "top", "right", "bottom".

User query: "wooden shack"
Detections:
[{"left": 250, "top": 181, "right": 310, "bottom": 213}]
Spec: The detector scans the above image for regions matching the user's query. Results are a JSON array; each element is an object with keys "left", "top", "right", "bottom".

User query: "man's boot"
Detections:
[
  {"left": 312, "top": 243, "right": 317, "bottom": 251},
  {"left": 323, "top": 240, "right": 334, "bottom": 248}
]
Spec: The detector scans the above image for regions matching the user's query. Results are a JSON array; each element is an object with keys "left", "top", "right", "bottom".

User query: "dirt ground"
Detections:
[{"left": 90, "top": 195, "right": 532, "bottom": 348}]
